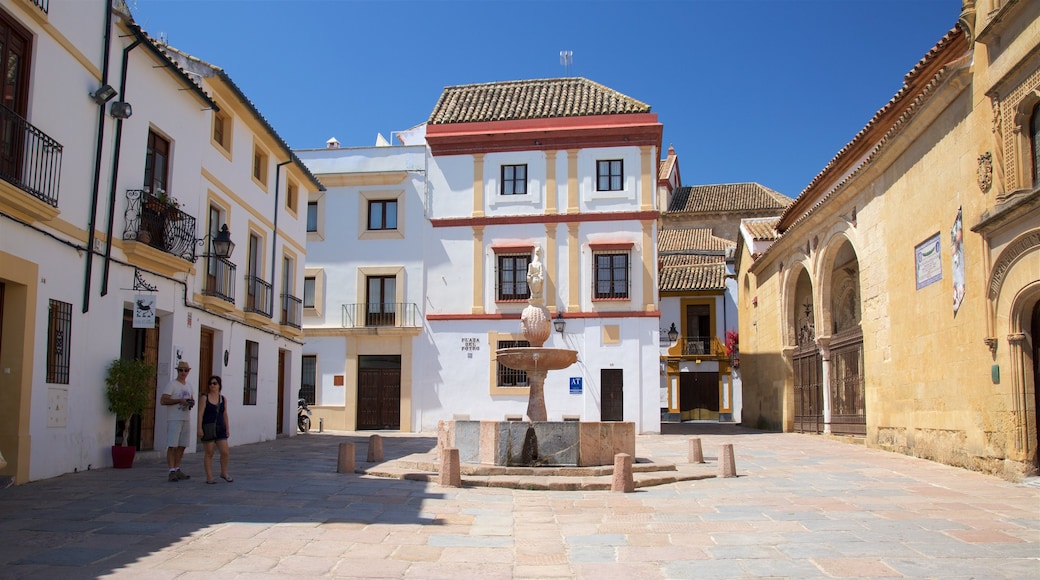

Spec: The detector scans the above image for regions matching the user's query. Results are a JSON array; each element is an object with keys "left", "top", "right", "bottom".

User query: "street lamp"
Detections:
[
  {"left": 667, "top": 323, "right": 679, "bottom": 343},
  {"left": 553, "top": 312, "right": 566, "bottom": 334},
  {"left": 198, "top": 224, "right": 235, "bottom": 259}
]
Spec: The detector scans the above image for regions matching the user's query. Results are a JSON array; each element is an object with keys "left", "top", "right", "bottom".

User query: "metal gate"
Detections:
[
  {"left": 793, "top": 346, "right": 823, "bottom": 434},
  {"left": 357, "top": 355, "right": 400, "bottom": 430},
  {"left": 830, "top": 330, "right": 865, "bottom": 436}
]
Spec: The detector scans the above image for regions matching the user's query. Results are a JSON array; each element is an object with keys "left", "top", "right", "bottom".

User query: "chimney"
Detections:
[{"left": 326, "top": 137, "right": 340, "bottom": 149}]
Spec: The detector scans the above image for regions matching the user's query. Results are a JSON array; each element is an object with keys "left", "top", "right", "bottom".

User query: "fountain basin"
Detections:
[
  {"left": 496, "top": 347, "right": 578, "bottom": 371},
  {"left": 450, "top": 420, "right": 635, "bottom": 467}
]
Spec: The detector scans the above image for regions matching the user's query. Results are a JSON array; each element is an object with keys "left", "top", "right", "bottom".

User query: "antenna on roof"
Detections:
[
  {"left": 560, "top": 50, "right": 572, "bottom": 76},
  {"left": 158, "top": 32, "right": 168, "bottom": 45}
]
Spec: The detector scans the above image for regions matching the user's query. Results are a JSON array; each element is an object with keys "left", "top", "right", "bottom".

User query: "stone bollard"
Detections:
[
  {"left": 337, "top": 442, "right": 355, "bottom": 474},
  {"left": 367, "top": 434, "right": 383, "bottom": 462},
  {"left": 436, "top": 420, "right": 449, "bottom": 461},
  {"left": 611, "top": 452, "right": 634, "bottom": 493},
  {"left": 719, "top": 443, "right": 737, "bottom": 478},
  {"left": 440, "top": 447, "right": 461, "bottom": 487},
  {"left": 688, "top": 437, "right": 705, "bottom": 463}
]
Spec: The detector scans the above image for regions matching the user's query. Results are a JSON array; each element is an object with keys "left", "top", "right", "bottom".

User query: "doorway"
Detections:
[
  {"left": 119, "top": 309, "right": 159, "bottom": 450},
  {"left": 601, "top": 369, "right": 623, "bottom": 421},
  {"left": 1033, "top": 302, "right": 1039, "bottom": 470},
  {"left": 678, "top": 372, "right": 718, "bottom": 421},
  {"left": 199, "top": 328, "right": 214, "bottom": 399},
  {"left": 276, "top": 349, "right": 287, "bottom": 434},
  {"left": 356, "top": 355, "right": 400, "bottom": 430}
]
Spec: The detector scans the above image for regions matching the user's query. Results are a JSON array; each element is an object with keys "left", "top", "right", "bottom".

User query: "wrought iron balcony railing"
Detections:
[
  {"left": 201, "top": 255, "right": 236, "bottom": 304},
  {"left": 682, "top": 336, "right": 723, "bottom": 357},
  {"left": 244, "top": 275, "right": 273, "bottom": 318},
  {"left": 280, "top": 293, "right": 303, "bottom": 329},
  {"left": 122, "top": 189, "right": 197, "bottom": 261},
  {"left": 0, "top": 104, "right": 63, "bottom": 207},
  {"left": 342, "top": 303, "right": 421, "bottom": 328},
  {"left": 32, "top": 0, "right": 48, "bottom": 14}
]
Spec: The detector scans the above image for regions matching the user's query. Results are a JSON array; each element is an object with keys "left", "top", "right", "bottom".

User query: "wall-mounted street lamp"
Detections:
[
  {"left": 553, "top": 312, "right": 566, "bottom": 334},
  {"left": 197, "top": 224, "right": 235, "bottom": 259},
  {"left": 667, "top": 322, "right": 679, "bottom": 343},
  {"left": 110, "top": 101, "right": 132, "bottom": 119},
  {"left": 89, "top": 84, "right": 117, "bottom": 105}
]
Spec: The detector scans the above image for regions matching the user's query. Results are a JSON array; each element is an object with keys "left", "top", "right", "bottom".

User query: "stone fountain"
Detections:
[{"left": 448, "top": 247, "right": 635, "bottom": 467}]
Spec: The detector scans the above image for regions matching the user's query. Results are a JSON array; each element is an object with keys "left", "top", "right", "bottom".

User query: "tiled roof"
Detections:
[
  {"left": 658, "top": 145, "right": 677, "bottom": 181},
  {"left": 660, "top": 254, "right": 722, "bottom": 268},
  {"left": 428, "top": 78, "right": 650, "bottom": 125},
  {"left": 742, "top": 217, "right": 781, "bottom": 241},
  {"left": 659, "top": 227, "right": 732, "bottom": 253},
  {"left": 667, "top": 183, "right": 792, "bottom": 213},
  {"left": 660, "top": 261, "right": 727, "bottom": 292}
]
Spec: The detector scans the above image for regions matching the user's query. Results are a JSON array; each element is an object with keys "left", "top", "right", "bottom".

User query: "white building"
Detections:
[
  {"left": 0, "top": 0, "right": 320, "bottom": 484},
  {"left": 299, "top": 78, "right": 664, "bottom": 434}
]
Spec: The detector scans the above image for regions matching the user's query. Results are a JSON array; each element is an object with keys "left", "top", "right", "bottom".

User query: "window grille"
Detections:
[
  {"left": 46, "top": 299, "right": 71, "bottom": 384},
  {"left": 497, "top": 340, "right": 530, "bottom": 386}
]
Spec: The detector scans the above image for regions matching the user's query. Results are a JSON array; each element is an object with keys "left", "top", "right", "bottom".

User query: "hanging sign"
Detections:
[{"left": 133, "top": 294, "right": 156, "bottom": 328}]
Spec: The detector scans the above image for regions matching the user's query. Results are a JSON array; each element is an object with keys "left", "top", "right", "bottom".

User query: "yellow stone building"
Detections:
[{"left": 736, "top": 0, "right": 1040, "bottom": 479}]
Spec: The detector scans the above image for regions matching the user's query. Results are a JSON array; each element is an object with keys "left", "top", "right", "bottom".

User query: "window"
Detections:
[
  {"left": 596, "top": 159, "right": 623, "bottom": 192},
  {"left": 46, "top": 299, "right": 72, "bottom": 384},
  {"left": 145, "top": 130, "right": 171, "bottom": 194},
  {"left": 497, "top": 339, "right": 530, "bottom": 386},
  {"left": 1031, "top": 101, "right": 1039, "bottom": 188},
  {"left": 286, "top": 182, "right": 298, "bottom": 213},
  {"left": 0, "top": 12, "right": 31, "bottom": 186},
  {"left": 243, "top": 340, "right": 259, "bottom": 405},
  {"left": 301, "top": 355, "right": 316, "bottom": 405},
  {"left": 252, "top": 143, "right": 268, "bottom": 187},
  {"left": 367, "top": 199, "right": 398, "bottom": 231},
  {"left": 306, "top": 201, "right": 318, "bottom": 232},
  {"left": 366, "top": 275, "right": 396, "bottom": 326},
  {"left": 497, "top": 254, "right": 530, "bottom": 301},
  {"left": 212, "top": 109, "right": 231, "bottom": 153},
  {"left": 303, "top": 276, "right": 316, "bottom": 308},
  {"left": 594, "top": 252, "right": 629, "bottom": 299},
  {"left": 501, "top": 164, "right": 527, "bottom": 195}
]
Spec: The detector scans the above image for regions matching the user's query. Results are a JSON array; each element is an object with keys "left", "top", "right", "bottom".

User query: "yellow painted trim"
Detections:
[
  {"left": 640, "top": 146, "right": 654, "bottom": 211},
  {"left": 285, "top": 178, "right": 299, "bottom": 218},
  {"left": 566, "top": 150, "right": 579, "bottom": 214},
  {"left": 345, "top": 338, "right": 359, "bottom": 430},
  {"left": 0, "top": 180, "right": 60, "bottom": 224},
  {"left": 602, "top": 325, "right": 621, "bottom": 344},
  {"left": 318, "top": 172, "right": 408, "bottom": 187},
  {"left": 246, "top": 220, "right": 269, "bottom": 278},
  {"left": 356, "top": 265, "right": 406, "bottom": 307},
  {"left": 281, "top": 246, "right": 299, "bottom": 296},
  {"left": 642, "top": 220, "right": 655, "bottom": 311},
  {"left": 567, "top": 222, "right": 580, "bottom": 312},
  {"left": 545, "top": 223, "right": 557, "bottom": 312},
  {"left": 472, "top": 154, "right": 485, "bottom": 218},
  {"left": 122, "top": 241, "right": 195, "bottom": 278},
  {"left": 545, "top": 150, "right": 558, "bottom": 214},
  {"left": 0, "top": 250, "right": 38, "bottom": 484},
  {"left": 358, "top": 189, "right": 406, "bottom": 240},
  {"left": 210, "top": 95, "right": 233, "bottom": 161},
  {"left": 200, "top": 167, "right": 306, "bottom": 256},
  {"left": 472, "top": 226, "right": 485, "bottom": 314},
  {"left": 489, "top": 330, "right": 532, "bottom": 396},
  {"left": 15, "top": 0, "right": 103, "bottom": 80},
  {"left": 303, "top": 267, "right": 325, "bottom": 318},
  {"left": 251, "top": 140, "right": 271, "bottom": 192}
]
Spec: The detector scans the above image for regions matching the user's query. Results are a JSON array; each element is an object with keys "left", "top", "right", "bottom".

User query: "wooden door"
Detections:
[
  {"left": 199, "top": 328, "right": 214, "bottom": 398},
  {"left": 356, "top": 355, "right": 400, "bottom": 430},
  {"left": 600, "top": 369, "right": 623, "bottom": 421},
  {"left": 276, "top": 349, "right": 286, "bottom": 434},
  {"left": 120, "top": 310, "right": 159, "bottom": 450},
  {"left": 0, "top": 13, "right": 31, "bottom": 182},
  {"left": 678, "top": 372, "right": 719, "bottom": 421}
]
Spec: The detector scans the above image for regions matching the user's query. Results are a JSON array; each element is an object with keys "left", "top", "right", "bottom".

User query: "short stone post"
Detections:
[
  {"left": 436, "top": 420, "right": 449, "bottom": 460},
  {"left": 611, "top": 452, "right": 634, "bottom": 493},
  {"left": 337, "top": 442, "right": 355, "bottom": 474},
  {"left": 367, "top": 434, "right": 383, "bottom": 462},
  {"left": 688, "top": 437, "right": 704, "bottom": 463},
  {"left": 719, "top": 443, "right": 736, "bottom": 478},
  {"left": 440, "top": 447, "right": 461, "bottom": 487}
]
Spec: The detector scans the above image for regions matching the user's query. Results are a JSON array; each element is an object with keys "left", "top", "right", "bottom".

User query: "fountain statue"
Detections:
[{"left": 496, "top": 246, "right": 577, "bottom": 422}]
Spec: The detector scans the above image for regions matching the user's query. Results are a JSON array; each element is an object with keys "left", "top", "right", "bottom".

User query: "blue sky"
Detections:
[{"left": 131, "top": 0, "right": 960, "bottom": 199}]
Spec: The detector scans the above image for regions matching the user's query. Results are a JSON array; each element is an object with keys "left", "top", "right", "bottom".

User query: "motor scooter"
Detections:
[{"left": 297, "top": 397, "right": 312, "bottom": 433}]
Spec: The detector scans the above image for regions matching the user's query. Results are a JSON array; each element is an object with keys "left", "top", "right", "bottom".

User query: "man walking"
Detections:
[{"left": 160, "top": 360, "right": 195, "bottom": 481}]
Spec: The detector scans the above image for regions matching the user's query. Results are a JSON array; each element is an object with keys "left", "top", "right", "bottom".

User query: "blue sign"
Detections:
[{"left": 569, "top": 377, "right": 582, "bottom": 394}]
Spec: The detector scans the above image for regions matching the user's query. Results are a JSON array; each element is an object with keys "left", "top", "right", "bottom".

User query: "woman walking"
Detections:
[{"left": 197, "top": 375, "right": 232, "bottom": 484}]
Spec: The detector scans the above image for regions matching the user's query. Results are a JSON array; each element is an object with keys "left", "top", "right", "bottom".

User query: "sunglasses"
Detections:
[
  {"left": 178, "top": 369, "right": 189, "bottom": 373},
  {"left": 208, "top": 381, "right": 219, "bottom": 385}
]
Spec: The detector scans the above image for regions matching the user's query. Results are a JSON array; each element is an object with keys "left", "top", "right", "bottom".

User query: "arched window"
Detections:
[{"left": 1031, "top": 101, "right": 1040, "bottom": 188}]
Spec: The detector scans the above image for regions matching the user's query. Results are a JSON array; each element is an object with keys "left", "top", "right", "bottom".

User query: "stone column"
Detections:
[
  {"left": 1008, "top": 333, "right": 1027, "bottom": 451},
  {"left": 817, "top": 336, "right": 832, "bottom": 434}
]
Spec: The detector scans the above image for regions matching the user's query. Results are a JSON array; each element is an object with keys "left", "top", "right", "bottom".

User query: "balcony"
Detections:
[
  {"left": 32, "top": 0, "right": 48, "bottom": 14},
  {"left": 280, "top": 293, "right": 302, "bottom": 329},
  {"left": 244, "top": 275, "right": 273, "bottom": 318},
  {"left": 201, "top": 255, "right": 236, "bottom": 304},
  {"left": 0, "top": 104, "right": 63, "bottom": 209},
  {"left": 342, "top": 303, "right": 421, "bottom": 328},
  {"left": 122, "top": 189, "right": 197, "bottom": 261}
]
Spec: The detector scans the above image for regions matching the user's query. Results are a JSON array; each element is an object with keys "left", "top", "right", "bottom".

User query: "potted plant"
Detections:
[{"left": 104, "top": 358, "right": 156, "bottom": 468}]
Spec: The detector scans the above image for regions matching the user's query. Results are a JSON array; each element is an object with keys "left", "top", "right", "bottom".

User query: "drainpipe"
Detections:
[
  {"left": 100, "top": 38, "right": 142, "bottom": 296},
  {"left": 272, "top": 160, "right": 290, "bottom": 311},
  {"left": 82, "top": 2, "right": 115, "bottom": 313}
]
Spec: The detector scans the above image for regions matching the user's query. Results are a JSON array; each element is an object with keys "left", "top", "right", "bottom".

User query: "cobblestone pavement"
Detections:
[{"left": 0, "top": 425, "right": 1037, "bottom": 579}]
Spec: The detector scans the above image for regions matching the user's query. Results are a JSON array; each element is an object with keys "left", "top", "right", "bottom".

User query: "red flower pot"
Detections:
[{"left": 111, "top": 445, "right": 136, "bottom": 469}]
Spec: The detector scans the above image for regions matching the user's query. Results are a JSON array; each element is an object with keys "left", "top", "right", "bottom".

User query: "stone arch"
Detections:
[
  {"left": 1010, "top": 89, "right": 1040, "bottom": 191},
  {"left": 780, "top": 258, "right": 814, "bottom": 348},
  {"left": 814, "top": 228, "right": 863, "bottom": 338}
]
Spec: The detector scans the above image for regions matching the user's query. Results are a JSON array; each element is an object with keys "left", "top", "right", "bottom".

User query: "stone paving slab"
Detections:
[{"left": 0, "top": 425, "right": 1037, "bottom": 578}]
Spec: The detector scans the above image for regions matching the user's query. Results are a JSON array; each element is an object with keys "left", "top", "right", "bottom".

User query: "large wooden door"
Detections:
[
  {"left": 357, "top": 355, "right": 400, "bottom": 430},
  {"left": 276, "top": 349, "right": 286, "bottom": 434},
  {"left": 120, "top": 310, "right": 159, "bottom": 450},
  {"left": 678, "top": 372, "right": 719, "bottom": 421},
  {"left": 600, "top": 369, "right": 623, "bottom": 421}
]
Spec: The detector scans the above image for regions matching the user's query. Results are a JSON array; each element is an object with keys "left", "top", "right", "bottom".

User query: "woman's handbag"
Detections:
[{"left": 202, "top": 422, "right": 217, "bottom": 441}]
